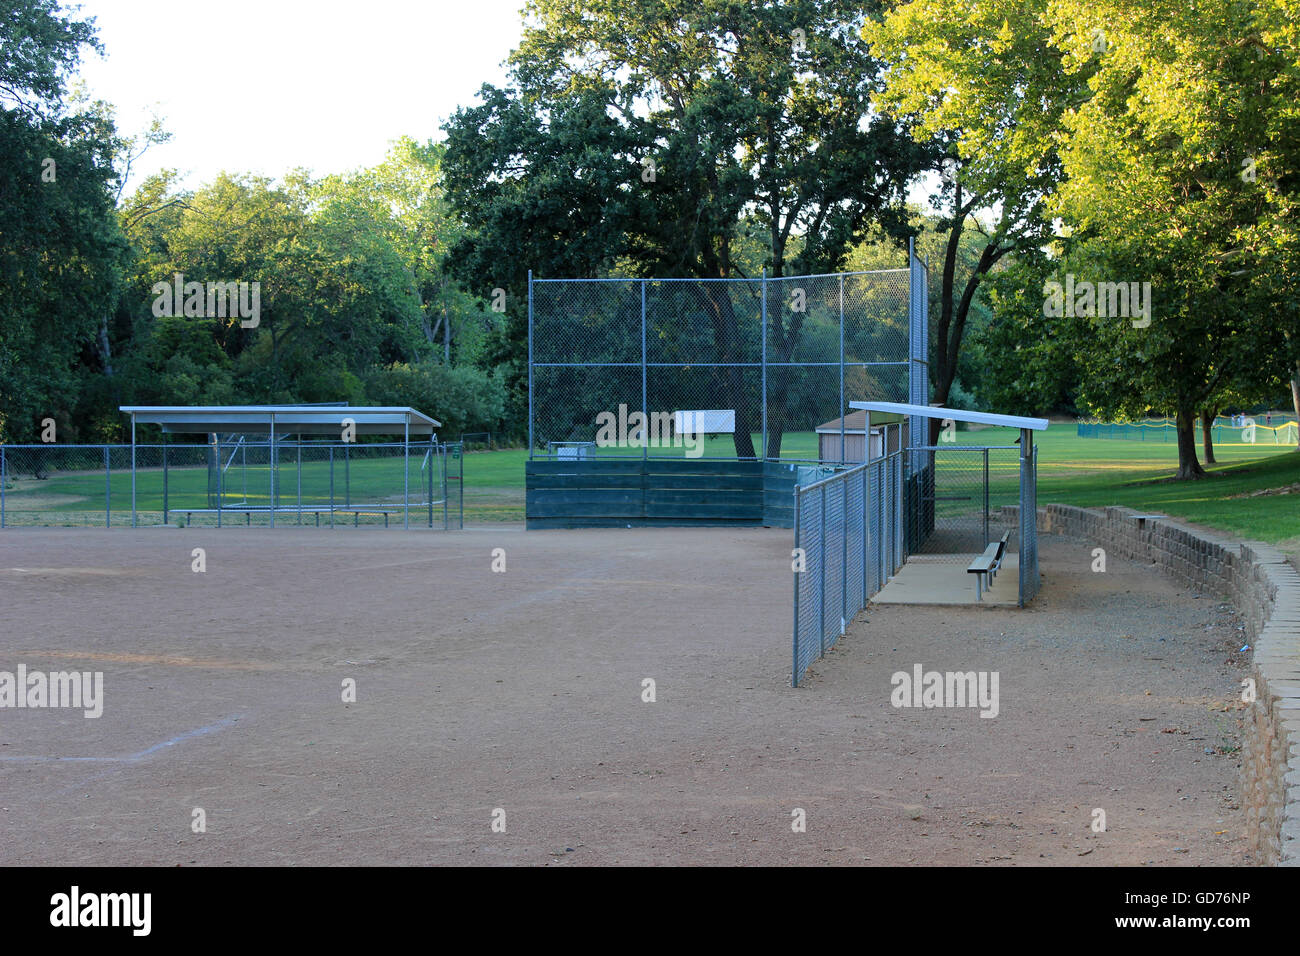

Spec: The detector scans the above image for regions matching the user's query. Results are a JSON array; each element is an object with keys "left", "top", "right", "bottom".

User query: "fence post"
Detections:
[
  {"left": 761, "top": 269, "right": 768, "bottom": 460},
  {"left": 983, "top": 446, "right": 989, "bottom": 546},
  {"left": 0, "top": 444, "right": 5, "bottom": 528},
  {"left": 641, "top": 279, "right": 648, "bottom": 461},
  {"left": 163, "top": 440, "right": 169, "bottom": 524},
  {"left": 528, "top": 270, "right": 534, "bottom": 459},
  {"left": 791, "top": 485, "right": 800, "bottom": 687},
  {"left": 861, "top": 463, "right": 868, "bottom": 608},
  {"left": 841, "top": 472, "right": 848, "bottom": 634},
  {"left": 104, "top": 445, "right": 111, "bottom": 528},
  {"left": 818, "top": 484, "right": 827, "bottom": 658},
  {"left": 839, "top": 273, "right": 846, "bottom": 463},
  {"left": 269, "top": 413, "right": 276, "bottom": 528},
  {"left": 130, "top": 416, "right": 136, "bottom": 528},
  {"left": 216, "top": 436, "right": 222, "bottom": 528}
]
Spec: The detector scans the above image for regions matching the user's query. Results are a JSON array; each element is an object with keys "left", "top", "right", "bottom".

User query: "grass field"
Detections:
[
  {"left": 468, "top": 425, "right": 1300, "bottom": 546},
  {"left": 4, "top": 425, "right": 1297, "bottom": 544}
]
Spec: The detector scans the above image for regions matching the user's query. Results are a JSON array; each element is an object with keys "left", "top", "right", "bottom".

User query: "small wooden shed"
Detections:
[{"left": 816, "top": 410, "right": 907, "bottom": 462}]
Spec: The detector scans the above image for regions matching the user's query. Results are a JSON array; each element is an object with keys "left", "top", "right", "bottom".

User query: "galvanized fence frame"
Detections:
[
  {"left": 528, "top": 244, "right": 927, "bottom": 464},
  {"left": 792, "top": 446, "right": 904, "bottom": 687},
  {"left": 1019, "top": 442, "right": 1040, "bottom": 604},
  {"left": 0, "top": 441, "right": 464, "bottom": 530}
]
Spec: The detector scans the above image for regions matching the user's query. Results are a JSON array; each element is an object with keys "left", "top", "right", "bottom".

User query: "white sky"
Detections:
[{"left": 71, "top": 0, "right": 526, "bottom": 193}]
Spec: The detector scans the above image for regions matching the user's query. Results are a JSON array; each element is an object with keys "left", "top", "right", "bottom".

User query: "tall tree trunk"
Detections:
[
  {"left": 1175, "top": 405, "right": 1206, "bottom": 479},
  {"left": 98, "top": 317, "right": 114, "bottom": 377},
  {"left": 1200, "top": 407, "right": 1217, "bottom": 465},
  {"left": 702, "top": 283, "right": 757, "bottom": 459}
]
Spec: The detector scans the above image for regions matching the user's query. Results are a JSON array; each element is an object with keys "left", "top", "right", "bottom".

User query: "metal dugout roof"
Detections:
[
  {"left": 850, "top": 402, "right": 1048, "bottom": 431},
  {"left": 119, "top": 405, "right": 441, "bottom": 436}
]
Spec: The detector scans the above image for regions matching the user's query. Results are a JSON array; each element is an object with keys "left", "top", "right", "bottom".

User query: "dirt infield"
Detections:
[{"left": 0, "top": 526, "right": 1252, "bottom": 865}]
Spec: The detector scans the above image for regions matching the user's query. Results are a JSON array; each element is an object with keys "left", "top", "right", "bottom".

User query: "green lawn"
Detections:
[
  {"left": 957, "top": 424, "right": 1300, "bottom": 546},
  {"left": 5, "top": 426, "right": 1298, "bottom": 546}
]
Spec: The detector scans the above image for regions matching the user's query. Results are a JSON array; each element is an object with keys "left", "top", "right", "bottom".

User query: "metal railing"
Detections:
[
  {"left": 0, "top": 442, "right": 464, "bottom": 530},
  {"left": 792, "top": 448, "right": 904, "bottom": 687}
]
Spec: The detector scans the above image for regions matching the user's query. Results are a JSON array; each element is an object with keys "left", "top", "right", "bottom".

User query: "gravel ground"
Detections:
[{"left": 0, "top": 526, "right": 1252, "bottom": 865}]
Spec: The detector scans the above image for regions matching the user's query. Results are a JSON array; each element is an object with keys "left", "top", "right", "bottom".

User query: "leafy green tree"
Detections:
[
  {"left": 443, "top": 0, "right": 924, "bottom": 455},
  {"left": 865, "top": 0, "right": 1067, "bottom": 437},
  {"left": 0, "top": 0, "right": 125, "bottom": 442}
]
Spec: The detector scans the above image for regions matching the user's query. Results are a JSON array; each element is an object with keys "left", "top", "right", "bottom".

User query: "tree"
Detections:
[
  {"left": 865, "top": 0, "right": 1068, "bottom": 438},
  {"left": 443, "top": 0, "right": 924, "bottom": 455},
  {"left": 1046, "top": 0, "right": 1295, "bottom": 478},
  {"left": 0, "top": 0, "right": 125, "bottom": 442}
]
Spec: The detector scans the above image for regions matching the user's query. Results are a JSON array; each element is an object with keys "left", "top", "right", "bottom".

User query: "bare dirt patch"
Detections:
[{"left": 0, "top": 526, "right": 1250, "bottom": 865}]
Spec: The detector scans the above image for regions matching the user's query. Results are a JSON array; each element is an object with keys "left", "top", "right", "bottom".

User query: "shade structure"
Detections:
[
  {"left": 118, "top": 405, "right": 442, "bottom": 530},
  {"left": 849, "top": 401, "right": 1047, "bottom": 432},
  {"left": 119, "top": 405, "right": 440, "bottom": 436}
]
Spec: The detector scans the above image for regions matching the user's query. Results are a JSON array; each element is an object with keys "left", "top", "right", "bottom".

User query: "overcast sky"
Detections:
[{"left": 72, "top": 0, "right": 526, "bottom": 192}]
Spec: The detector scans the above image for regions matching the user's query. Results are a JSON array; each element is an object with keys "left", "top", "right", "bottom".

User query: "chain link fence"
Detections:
[
  {"left": 0, "top": 442, "right": 463, "bottom": 529},
  {"left": 530, "top": 269, "right": 914, "bottom": 462},
  {"left": 905, "top": 445, "right": 1022, "bottom": 560},
  {"left": 792, "top": 449, "right": 904, "bottom": 687},
  {"left": 1077, "top": 417, "right": 1299, "bottom": 444}
]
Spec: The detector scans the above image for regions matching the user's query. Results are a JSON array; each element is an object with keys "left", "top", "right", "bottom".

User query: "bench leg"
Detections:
[{"left": 975, "top": 575, "right": 983, "bottom": 601}]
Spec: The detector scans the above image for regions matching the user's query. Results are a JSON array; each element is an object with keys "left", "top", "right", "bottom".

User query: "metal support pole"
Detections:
[
  {"left": 983, "top": 446, "right": 990, "bottom": 546},
  {"left": 1, "top": 444, "right": 5, "bottom": 528},
  {"left": 841, "top": 470, "right": 848, "bottom": 633},
  {"left": 839, "top": 273, "right": 846, "bottom": 464},
  {"left": 404, "top": 414, "right": 410, "bottom": 529},
  {"left": 296, "top": 436, "right": 302, "bottom": 523},
  {"left": 104, "top": 445, "right": 110, "bottom": 528},
  {"left": 761, "top": 268, "right": 767, "bottom": 461},
  {"left": 527, "top": 270, "right": 534, "bottom": 459},
  {"left": 329, "top": 446, "right": 335, "bottom": 528},
  {"left": 216, "top": 435, "right": 222, "bottom": 528},
  {"left": 269, "top": 413, "right": 276, "bottom": 527},
  {"left": 130, "top": 414, "right": 136, "bottom": 527},
  {"left": 428, "top": 437, "right": 434, "bottom": 528},
  {"left": 641, "top": 279, "right": 647, "bottom": 461},
  {"left": 791, "top": 485, "right": 800, "bottom": 687},
  {"left": 457, "top": 443, "right": 462, "bottom": 529},
  {"left": 163, "top": 437, "right": 169, "bottom": 524},
  {"left": 817, "top": 485, "right": 827, "bottom": 658},
  {"left": 861, "top": 463, "right": 868, "bottom": 608}
]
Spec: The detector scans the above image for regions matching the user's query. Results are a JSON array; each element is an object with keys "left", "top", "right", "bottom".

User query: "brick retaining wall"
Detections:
[{"left": 1033, "top": 504, "right": 1300, "bottom": 866}]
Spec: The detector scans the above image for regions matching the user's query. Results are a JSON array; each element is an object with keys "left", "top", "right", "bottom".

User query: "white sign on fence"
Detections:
[{"left": 674, "top": 409, "right": 735, "bottom": 435}]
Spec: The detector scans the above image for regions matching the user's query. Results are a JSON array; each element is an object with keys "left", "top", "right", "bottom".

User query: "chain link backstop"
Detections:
[{"left": 529, "top": 269, "right": 915, "bottom": 461}]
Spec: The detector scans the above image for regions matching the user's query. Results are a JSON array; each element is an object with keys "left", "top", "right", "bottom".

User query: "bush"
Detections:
[{"left": 366, "top": 363, "right": 506, "bottom": 441}]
